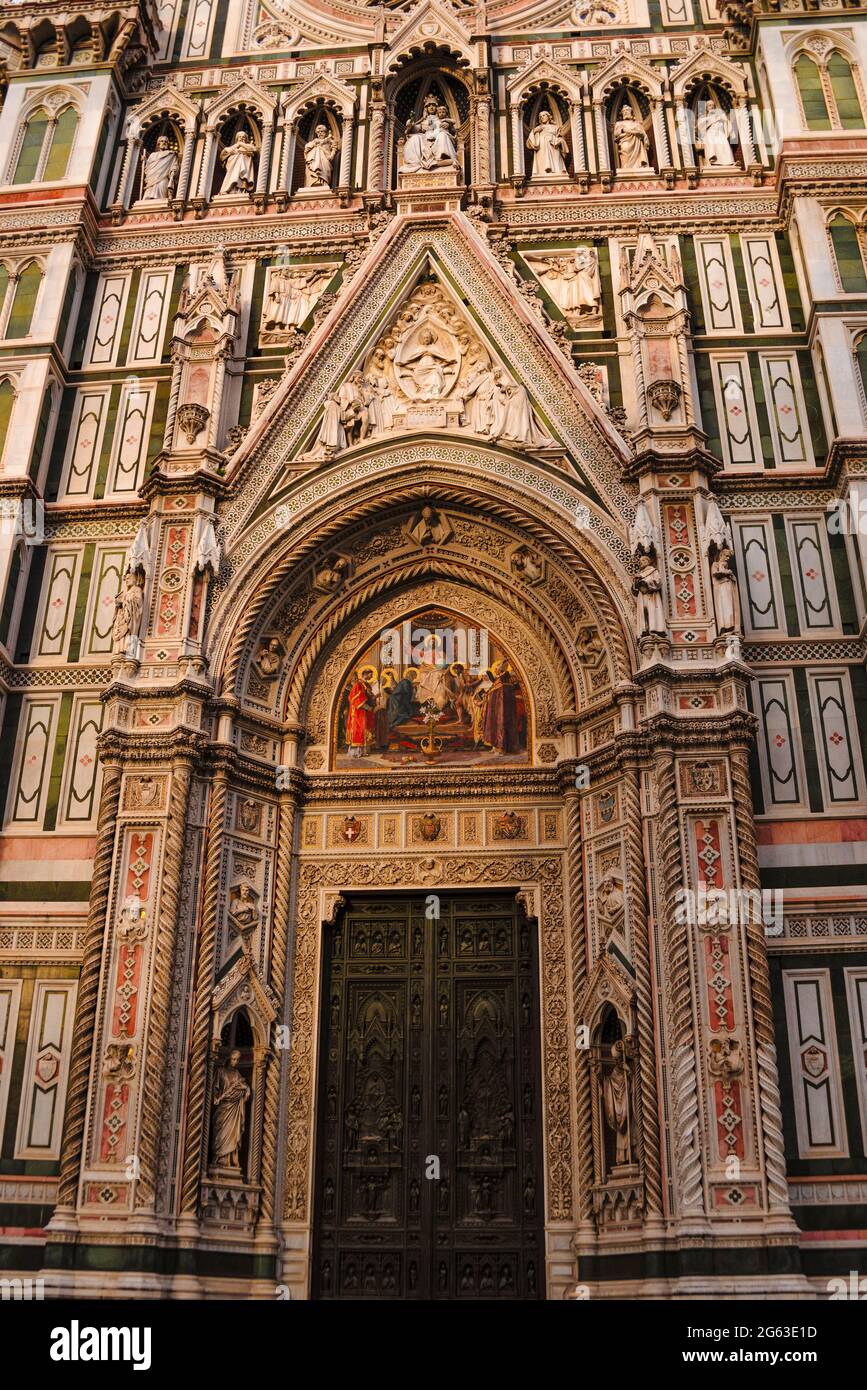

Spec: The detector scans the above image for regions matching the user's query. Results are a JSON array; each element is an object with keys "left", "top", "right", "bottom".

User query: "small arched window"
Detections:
[
  {"left": 828, "top": 53, "right": 863, "bottom": 129},
  {"left": 795, "top": 48, "right": 865, "bottom": 131},
  {"left": 0, "top": 379, "right": 15, "bottom": 461},
  {"left": 4, "top": 263, "right": 43, "bottom": 339},
  {"left": 856, "top": 335, "right": 867, "bottom": 409},
  {"left": 11, "top": 103, "right": 79, "bottom": 184},
  {"left": 795, "top": 55, "right": 831, "bottom": 130},
  {"left": 829, "top": 215, "right": 867, "bottom": 293}
]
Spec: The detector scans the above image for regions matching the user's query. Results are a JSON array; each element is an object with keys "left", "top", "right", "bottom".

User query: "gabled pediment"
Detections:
[
  {"left": 385, "top": 0, "right": 475, "bottom": 71},
  {"left": 670, "top": 47, "right": 749, "bottom": 101},
  {"left": 220, "top": 212, "right": 632, "bottom": 547},
  {"left": 205, "top": 75, "right": 277, "bottom": 126},
  {"left": 281, "top": 70, "right": 356, "bottom": 122},
  {"left": 578, "top": 952, "right": 636, "bottom": 1039},
  {"left": 590, "top": 51, "right": 663, "bottom": 102},
  {"left": 506, "top": 54, "right": 582, "bottom": 104},
  {"left": 211, "top": 950, "right": 278, "bottom": 1048},
  {"left": 128, "top": 80, "right": 201, "bottom": 137}
]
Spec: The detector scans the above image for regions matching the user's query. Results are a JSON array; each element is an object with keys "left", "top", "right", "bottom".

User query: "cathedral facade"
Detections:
[{"left": 0, "top": 0, "right": 865, "bottom": 1302}]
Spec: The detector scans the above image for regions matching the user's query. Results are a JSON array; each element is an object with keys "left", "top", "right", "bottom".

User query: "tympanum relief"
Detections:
[{"left": 306, "top": 275, "right": 554, "bottom": 457}]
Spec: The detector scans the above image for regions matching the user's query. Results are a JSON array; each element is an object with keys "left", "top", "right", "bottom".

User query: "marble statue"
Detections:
[
  {"left": 526, "top": 111, "right": 569, "bottom": 178},
  {"left": 210, "top": 1049, "right": 251, "bottom": 1172},
  {"left": 602, "top": 1040, "right": 632, "bottom": 1167},
  {"left": 141, "top": 134, "right": 179, "bottom": 200},
  {"left": 220, "top": 129, "right": 257, "bottom": 193},
  {"left": 711, "top": 543, "right": 740, "bottom": 633},
  {"left": 111, "top": 571, "right": 144, "bottom": 656},
  {"left": 696, "top": 99, "right": 735, "bottom": 168},
  {"left": 227, "top": 882, "right": 260, "bottom": 944},
  {"left": 613, "top": 112, "right": 651, "bottom": 171},
  {"left": 304, "top": 122, "right": 339, "bottom": 188},
  {"left": 633, "top": 551, "right": 666, "bottom": 634},
  {"left": 399, "top": 96, "right": 458, "bottom": 173}
]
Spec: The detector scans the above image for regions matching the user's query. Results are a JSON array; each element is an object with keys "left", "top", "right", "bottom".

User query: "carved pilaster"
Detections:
[{"left": 51, "top": 763, "right": 123, "bottom": 1219}]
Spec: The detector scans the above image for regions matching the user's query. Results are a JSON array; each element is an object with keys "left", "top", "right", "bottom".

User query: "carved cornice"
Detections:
[{"left": 304, "top": 766, "right": 561, "bottom": 803}]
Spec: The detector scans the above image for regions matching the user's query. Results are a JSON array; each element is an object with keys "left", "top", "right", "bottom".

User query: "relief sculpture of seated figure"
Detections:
[{"left": 399, "top": 96, "right": 459, "bottom": 175}]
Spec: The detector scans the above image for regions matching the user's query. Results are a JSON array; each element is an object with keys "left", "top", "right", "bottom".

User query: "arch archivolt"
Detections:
[{"left": 209, "top": 446, "right": 635, "bottom": 696}]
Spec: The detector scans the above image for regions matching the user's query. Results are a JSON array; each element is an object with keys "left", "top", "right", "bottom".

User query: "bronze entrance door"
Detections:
[{"left": 312, "top": 892, "right": 545, "bottom": 1299}]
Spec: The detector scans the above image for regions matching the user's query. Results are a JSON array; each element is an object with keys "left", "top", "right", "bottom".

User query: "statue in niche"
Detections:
[
  {"left": 111, "top": 570, "right": 144, "bottom": 657},
  {"left": 141, "top": 134, "right": 179, "bottom": 200},
  {"left": 711, "top": 542, "right": 740, "bottom": 634},
  {"left": 303, "top": 121, "right": 339, "bottom": 187},
  {"left": 228, "top": 883, "right": 260, "bottom": 946},
  {"left": 525, "top": 247, "right": 602, "bottom": 326},
  {"left": 210, "top": 1049, "right": 251, "bottom": 1173},
  {"left": 632, "top": 551, "right": 666, "bottom": 635},
  {"left": 597, "top": 872, "right": 625, "bottom": 939},
  {"left": 526, "top": 110, "right": 569, "bottom": 178},
  {"left": 613, "top": 110, "right": 651, "bottom": 171},
  {"left": 602, "top": 1039, "right": 632, "bottom": 1167},
  {"left": 399, "top": 95, "right": 458, "bottom": 173},
  {"left": 695, "top": 98, "right": 735, "bottom": 168},
  {"left": 220, "top": 128, "right": 257, "bottom": 193},
  {"left": 263, "top": 265, "right": 332, "bottom": 333}
]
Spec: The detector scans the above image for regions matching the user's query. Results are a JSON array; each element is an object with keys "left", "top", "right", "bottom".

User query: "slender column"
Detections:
[
  {"left": 509, "top": 104, "right": 524, "bottom": 179},
  {"left": 570, "top": 100, "right": 586, "bottom": 172},
  {"left": 257, "top": 789, "right": 299, "bottom": 1231},
  {"left": 652, "top": 101, "right": 672, "bottom": 169},
  {"left": 736, "top": 97, "right": 758, "bottom": 166},
  {"left": 563, "top": 780, "right": 593, "bottom": 1228},
  {"left": 338, "top": 115, "right": 354, "bottom": 189},
  {"left": 134, "top": 762, "right": 193, "bottom": 1211},
  {"left": 476, "top": 97, "right": 491, "bottom": 185},
  {"left": 730, "top": 746, "right": 790, "bottom": 1214},
  {"left": 114, "top": 134, "right": 139, "bottom": 206},
  {"left": 255, "top": 123, "right": 274, "bottom": 196},
  {"left": 594, "top": 102, "right": 611, "bottom": 173},
  {"left": 179, "top": 769, "right": 228, "bottom": 1218},
  {"left": 674, "top": 99, "right": 693, "bottom": 171},
  {"left": 280, "top": 118, "right": 297, "bottom": 193},
  {"left": 366, "top": 105, "right": 386, "bottom": 193},
  {"left": 176, "top": 125, "right": 197, "bottom": 202},
  {"left": 207, "top": 356, "right": 227, "bottom": 449},
  {"left": 653, "top": 751, "right": 706, "bottom": 1219},
  {"left": 196, "top": 128, "right": 215, "bottom": 199},
  {"left": 52, "top": 764, "right": 123, "bottom": 1216},
  {"left": 622, "top": 767, "right": 663, "bottom": 1219}
]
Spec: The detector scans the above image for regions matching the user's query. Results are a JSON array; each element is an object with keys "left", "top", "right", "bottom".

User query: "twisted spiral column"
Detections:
[
  {"left": 653, "top": 752, "right": 704, "bottom": 1214},
  {"left": 257, "top": 792, "right": 298, "bottom": 1229},
  {"left": 55, "top": 764, "right": 123, "bottom": 1212},
  {"left": 135, "top": 762, "right": 192, "bottom": 1212},
  {"left": 623, "top": 767, "right": 663, "bottom": 1217},
  {"left": 564, "top": 785, "right": 593, "bottom": 1225},
  {"left": 366, "top": 102, "right": 386, "bottom": 193},
  {"left": 180, "top": 769, "right": 228, "bottom": 1216},
  {"left": 731, "top": 746, "right": 790, "bottom": 1213}
]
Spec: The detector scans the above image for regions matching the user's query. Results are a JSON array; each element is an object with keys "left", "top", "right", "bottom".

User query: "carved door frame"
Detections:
[{"left": 278, "top": 846, "right": 576, "bottom": 1300}]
